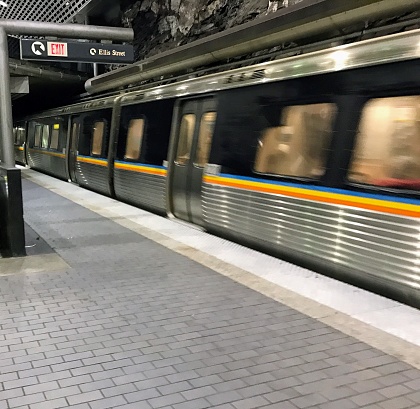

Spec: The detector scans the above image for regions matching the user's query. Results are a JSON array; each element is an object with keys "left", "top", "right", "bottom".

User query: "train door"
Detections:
[
  {"left": 171, "top": 98, "right": 217, "bottom": 226},
  {"left": 68, "top": 118, "right": 81, "bottom": 183}
]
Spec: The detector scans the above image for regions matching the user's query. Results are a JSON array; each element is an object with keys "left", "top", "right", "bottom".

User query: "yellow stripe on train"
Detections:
[
  {"left": 77, "top": 156, "right": 108, "bottom": 167},
  {"left": 204, "top": 175, "right": 420, "bottom": 218},
  {"left": 114, "top": 162, "right": 167, "bottom": 176}
]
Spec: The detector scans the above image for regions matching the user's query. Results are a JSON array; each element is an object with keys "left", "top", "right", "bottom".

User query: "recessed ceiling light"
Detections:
[{"left": 0, "top": 1, "right": 8, "bottom": 7}]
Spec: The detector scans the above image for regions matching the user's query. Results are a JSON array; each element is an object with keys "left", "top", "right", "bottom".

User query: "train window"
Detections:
[
  {"left": 34, "top": 124, "right": 42, "bottom": 147},
  {"left": 17, "top": 128, "right": 25, "bottom": 145},
  {"left": 194, "top": 112, "right": 216, "bottom": 167},
  {"left": 176, "top": 114, "right": 196, "bottom": 165},
  {"left": 254, "top": 103, "right": 336, "bottom": 178},
  {"left": 125, "top": 118, "right": 144, "bottom": 160},
  {"left": 91, "top": 121, "right": 105, "bottom": 156},
  {"left": 41, "top": 125, "right": 50, "bottom": 148},
  {"left": 50, "top": 124, "right": 60, "bottom": 150},
  {"left": 348, "top": 96, "right": 420, "bottom": 190},
  {"left": 71, "top": 123, "right": 80, "bottom": 152}
]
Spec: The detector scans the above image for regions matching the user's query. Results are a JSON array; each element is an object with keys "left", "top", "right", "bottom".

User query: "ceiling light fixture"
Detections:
[{"left": 0, "top": 1, "right": 8, "bottom": 7}]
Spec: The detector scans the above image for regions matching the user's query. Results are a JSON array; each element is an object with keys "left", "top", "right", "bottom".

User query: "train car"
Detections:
[{"left": 18, "top": 29, "right": 420, "bottom": 307}]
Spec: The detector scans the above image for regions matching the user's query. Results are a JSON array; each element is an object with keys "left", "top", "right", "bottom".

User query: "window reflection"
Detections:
[
  {"left": 254, "top": 103, "right": 336, "bottom": 178},
  {"left": 125, "top": 119, "right": 144, "bottom": 160},
  {"left": 91, "top": 121, "right": 105, "bottom": 156},
  {"left": 348, "top": 96, "right": 420, "bottom": 190},
  {"left": 41, "top": 125, "right": 50, "bottom": 148},
  {"left": 195, "top": 112, "right": 216, "bottom": 167},
  {"left": 50, "top": 124, "right": 60, "bottom": 150},
  {"left": 176, "top": 114, "right": 196, "bottom": 165},
  {"left": 34, "top": 125, "right": 42, "bottom": 148}
]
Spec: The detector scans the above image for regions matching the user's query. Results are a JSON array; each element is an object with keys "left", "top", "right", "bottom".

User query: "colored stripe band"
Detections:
[
  {"left": 204, "top": 174, "right": 420, "bottom": 218},
  {"left": 115, "top": 161, "right": 167, "bottom": 176},
  {"left": 77, "top": 155, "right": 108, "bottom": 167}
]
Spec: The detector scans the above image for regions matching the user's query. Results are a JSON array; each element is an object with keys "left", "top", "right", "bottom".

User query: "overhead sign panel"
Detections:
[{"left": 20, "top": 39, "right": 134, "bottom": 64}]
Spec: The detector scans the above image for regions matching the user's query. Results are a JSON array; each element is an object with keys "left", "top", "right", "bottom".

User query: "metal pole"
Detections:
[
  {"left": 82, "top": 15, "right": 100, "bottom": 79},
  {"left": 0, "top": 19, "right": 134, "bottom": 41},
  {"left": 0, "top": 27, "right": 14, "bottom": 167},
  {"left": 9, "top": 58, "right": 84, "bottom": 81}
]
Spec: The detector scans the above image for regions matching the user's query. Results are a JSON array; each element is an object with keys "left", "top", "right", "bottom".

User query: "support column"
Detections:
[{"left": 0, "top": 27, "right": 14, "bottom": 167}]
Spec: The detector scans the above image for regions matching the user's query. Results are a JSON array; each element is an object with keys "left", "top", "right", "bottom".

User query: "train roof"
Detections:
[{"left": 23, "top": 28, "right": 420, "bottom": 120}]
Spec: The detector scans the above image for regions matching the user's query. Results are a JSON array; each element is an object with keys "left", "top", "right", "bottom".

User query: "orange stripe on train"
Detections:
[
  {"left": 204, "top": 175, "right": 420, "bottom": 218},
  {"left": 114, "top": 162, "right": 167, "bottom": 176}
]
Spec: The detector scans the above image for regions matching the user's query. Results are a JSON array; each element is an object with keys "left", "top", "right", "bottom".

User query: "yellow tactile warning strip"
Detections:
[
  {"left": 0, "top": 253, "right": 69, "bottom": 276},
  {"left": 23, "top": 171, "right": 420, "bottom": 370}
]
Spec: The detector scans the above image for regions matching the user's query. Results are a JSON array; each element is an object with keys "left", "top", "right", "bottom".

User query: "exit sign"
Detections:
[{"left": 47, "top": 42, "right": 68, "bottom": 57}]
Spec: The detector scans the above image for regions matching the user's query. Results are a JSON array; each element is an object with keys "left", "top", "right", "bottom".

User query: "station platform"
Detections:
[{"left": 1, "top": 168, "right": 420, "bottom": 409}]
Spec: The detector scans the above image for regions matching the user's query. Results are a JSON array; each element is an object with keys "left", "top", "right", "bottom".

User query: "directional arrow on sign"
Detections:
[{"left": 31, "top": 41, "right": 45, "bottom": 55}]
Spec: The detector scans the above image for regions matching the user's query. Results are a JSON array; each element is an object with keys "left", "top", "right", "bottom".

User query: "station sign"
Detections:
[{"left": 20, "top": 39, "right": 134, "bottom": 64}]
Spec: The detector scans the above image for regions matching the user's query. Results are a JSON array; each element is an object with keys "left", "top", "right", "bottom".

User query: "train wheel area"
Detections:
[{"left": 1, "top": 168, "right": 419, "bottom": 409}]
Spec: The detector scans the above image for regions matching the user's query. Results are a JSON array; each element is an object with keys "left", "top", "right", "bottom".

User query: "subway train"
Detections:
[{"left": 14, "top": 29, "right": 420, "bottom": 307}]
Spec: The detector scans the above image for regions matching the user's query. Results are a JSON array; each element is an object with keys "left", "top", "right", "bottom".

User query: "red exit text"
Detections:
[{"left": 47, "top": 42, "right": 68, "bottom": 57}]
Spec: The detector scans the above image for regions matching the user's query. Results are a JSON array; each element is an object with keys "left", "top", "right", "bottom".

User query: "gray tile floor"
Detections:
[{"left": 0, "top": 178, "right": 419, "bottom": 409}]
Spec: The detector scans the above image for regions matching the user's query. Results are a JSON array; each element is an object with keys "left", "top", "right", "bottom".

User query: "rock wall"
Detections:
[
  {"left": 114, "top": 0, "right": 418, "bottom": 72},
  {"left": 120, "top": 0, "right": 304, "bottom": 61}
]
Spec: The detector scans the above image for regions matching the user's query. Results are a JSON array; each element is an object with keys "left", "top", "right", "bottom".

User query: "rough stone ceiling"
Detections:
[{"left": 0, "top": 0, "right": 95, "bottom": 22}]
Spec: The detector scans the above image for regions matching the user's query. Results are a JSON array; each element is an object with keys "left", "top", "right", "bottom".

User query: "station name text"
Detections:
[{"left": 98, "top": 49, "right": 126, "bottom": 57}]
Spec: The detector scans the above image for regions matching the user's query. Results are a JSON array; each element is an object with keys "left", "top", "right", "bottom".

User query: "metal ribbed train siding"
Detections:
[
  {"left": 114, "top": 169, "right": 166, "bottom": 213},
  {"left": 27, "top": 150, "right": 67, "bottom": 179},
  {"left": 75, "top": 162, "right": 110, "bottom": 196},
  {"left": 202, "top": 182, "right": 420, "bottom": 292}
]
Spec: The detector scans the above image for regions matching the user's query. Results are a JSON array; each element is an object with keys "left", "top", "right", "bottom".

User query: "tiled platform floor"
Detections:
[{"left": 0, "top": 175, "right": 419, "bottom": 409}]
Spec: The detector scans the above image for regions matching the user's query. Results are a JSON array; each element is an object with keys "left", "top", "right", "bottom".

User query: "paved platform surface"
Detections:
[{"left": 1, "top": 171, "right": 420, "bottom": 409}]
